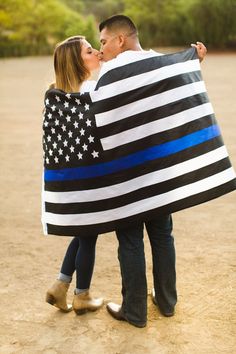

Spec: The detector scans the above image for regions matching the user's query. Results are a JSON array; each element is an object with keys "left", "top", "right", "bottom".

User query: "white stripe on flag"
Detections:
[
  {"left": 97, "top": 50, "right": 161, "bottom": 79},
  {"left": 95, "top": 81, "right": 207, "bottom": 127},
  {"left": 101, "top": 102, "right": 214, "bottom": 150},
  {"left": 44, "top": 146, "right": 228, "bottom": 204},
  {"left": 91, "top": 59, "right": 200, "bottom": 102},
  {"left": 43, "top": 167, "right": 235, "bottom": 225}
]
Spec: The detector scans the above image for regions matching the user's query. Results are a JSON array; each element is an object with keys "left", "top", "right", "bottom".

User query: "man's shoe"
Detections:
[
  {"left": 106, "top": 302, "right": 146, "bottom": 328},
  {"left": 106, "top": 302, "right": 125, "bottom": 321},
  {"left": 151, "top": 288, "right": 175, "bottom": 317}
]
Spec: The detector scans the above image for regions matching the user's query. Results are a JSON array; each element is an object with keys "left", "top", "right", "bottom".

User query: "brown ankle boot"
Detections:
[
  {"left": 46, "top": 280, "right": 72, "bottom": 312},
  {"left": 73, "top": 291, "right": 103, "bottom": 315}
]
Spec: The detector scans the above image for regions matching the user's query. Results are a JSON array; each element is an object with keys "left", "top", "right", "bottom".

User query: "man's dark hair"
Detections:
[{"left": 99, "top": 14, "right": 137, "bottom": 35}]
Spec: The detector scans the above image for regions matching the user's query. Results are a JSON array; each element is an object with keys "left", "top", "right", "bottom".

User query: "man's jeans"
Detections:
[{"left": 116, "top": 214, "right": 177, "bottom": 325}]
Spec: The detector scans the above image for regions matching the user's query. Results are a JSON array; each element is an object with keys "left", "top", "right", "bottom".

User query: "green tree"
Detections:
[
  {"left": 82, "top": 0, "right": 124, "bottom": 21},
  {"left": 65, "top": 14, "right": 99, "bottom": 48},
  {"left": 123, "top": 0, "right": 176, "bottom": 46},
  {"left": 0, "top": 0, "right": 99, "bottom": 56},
  {"left": 188, "top": 0, "right": 236, "bottom": 48},
  {"left": 123, "top": 0, "right": 236, "bottom": 48},
  {"left": 0, "top": 0, "right": 235, "bottom": 57},
  {"left": 60, "top": 0, "right": 84, "bottom": 12}
]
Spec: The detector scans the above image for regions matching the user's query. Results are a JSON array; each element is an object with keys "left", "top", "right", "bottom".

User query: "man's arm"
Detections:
[{"left": 191, "top": 41, "right": 207, "bottom": 62}]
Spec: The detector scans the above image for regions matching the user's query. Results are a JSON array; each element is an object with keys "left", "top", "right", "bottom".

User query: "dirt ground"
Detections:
[{"left": 0, "top": 52, "right": 235, "bottom": 354}]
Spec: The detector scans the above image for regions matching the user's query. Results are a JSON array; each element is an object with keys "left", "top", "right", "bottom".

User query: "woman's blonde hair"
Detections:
[{"left": 52, "top": 36, "right": 90, "bottom": 93}]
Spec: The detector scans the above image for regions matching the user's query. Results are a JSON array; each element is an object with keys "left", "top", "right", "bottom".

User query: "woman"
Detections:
[{"left": 45, "top": 36, "right": 103, "bottom": 315}]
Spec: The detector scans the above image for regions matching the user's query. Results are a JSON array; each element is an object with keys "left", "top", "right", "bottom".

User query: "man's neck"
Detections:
[{"left": 124, "top": 41, "right": 143, "bottom": 52}]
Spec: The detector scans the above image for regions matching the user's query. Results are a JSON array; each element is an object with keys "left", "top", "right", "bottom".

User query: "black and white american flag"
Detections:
[{"left": 42, "top": 47, "right": 236, "bottom": 236}]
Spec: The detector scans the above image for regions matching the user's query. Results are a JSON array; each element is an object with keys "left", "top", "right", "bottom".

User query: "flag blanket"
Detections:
[{"left": 42, "top": 48, "right": 236, "bottom": 236}]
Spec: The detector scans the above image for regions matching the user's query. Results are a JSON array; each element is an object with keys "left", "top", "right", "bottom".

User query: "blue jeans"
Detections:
[
  {"left": 116, "top": 214, "right": 177, "bottom": 325},
  {"left": 60, "top": 235, "right": 98, "bottom": 289}
]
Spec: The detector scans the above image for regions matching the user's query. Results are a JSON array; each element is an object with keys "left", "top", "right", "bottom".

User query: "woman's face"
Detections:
[{"left": 81, "top": 40, "right": 101, "bottom": 73}]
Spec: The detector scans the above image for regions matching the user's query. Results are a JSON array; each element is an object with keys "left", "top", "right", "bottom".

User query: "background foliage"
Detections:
[{"left": 0, "top": 0, "right": 235, "bottom": 57}]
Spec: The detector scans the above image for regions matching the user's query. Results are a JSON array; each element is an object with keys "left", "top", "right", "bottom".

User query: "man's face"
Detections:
[{"left": 99, "top": 28, "right": 123, "bottom": 62}]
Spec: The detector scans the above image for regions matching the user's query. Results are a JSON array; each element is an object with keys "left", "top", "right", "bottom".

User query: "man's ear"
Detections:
[{"left": 118, "top": 34, "right": 126, "bottom": 48}]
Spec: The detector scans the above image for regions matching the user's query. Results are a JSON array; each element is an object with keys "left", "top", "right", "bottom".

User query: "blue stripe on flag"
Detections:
[{"left": 44, "top": 125, "right": 220, "bottom": 181}]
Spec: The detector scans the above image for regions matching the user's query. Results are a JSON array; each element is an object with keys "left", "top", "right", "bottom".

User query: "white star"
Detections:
[
  {"left": 58, "top": 148, "right": 63, "bottom": 155},
  {"left": 71, "top": 106, "right": 76, "bottom": 113},
  {"left": 86, "top": 119, "right": 91, "bottom": 127},
  {"left": 88, "top": 135, "right": 94, "bottom": 143},
  {"left": 66, "top": 93, "right": 71, "bottom": 99},
  {"left": 64, "top": 101, "right": 69, "bottom": 108},
  {"left": 84, "top": 103, "right": 90, "bottom": 111},
  {"left": 92, "top": 150, "right": 99, "bottom": 158},
  {"left": 54, "top": 156, "right": 59, "bottom": 163},
  {"left": 51, "top": 127, "right": 55, "bottom": 134},
  {"left": 47, "top": 135, "right": 51, "bottom": 142},
  {"left": 55, "top": 119, "right": 59, "bottom": 126},
  {"left": 52, "top": 142, "right": 57, "bottom": 149},
  {"left": 78, "top": 112, "right": 83, "bottom": 120},
  {"left": 68, "top": 130, "right": 73, "bottom": 138},
  {"left": 46, "top": 157, "right": 50, "bottom": 164},
  {"left": 66, "top": 115, "right": 71, "bottom": 122},
  {"left": 57, "top": 133, "right": 62, "bottom": 141},
  {"left": 73, "top": 121, "right": 79, "bottom": 128},
  {"left": 49, "top": 149, "right": 53, "bottom": 156},
  {"left": 51, "top": 105, "right": 56, "bottom": 111},
  {"left": 44, "top": 121, "right": 49, "bottom": 127},
  {"left": 47, "top": 113, "right": 52, "bottom": 119},
  {"left": 55, "top": 95, "right": 61, "bottom": 102},
  {"left": 77, "top": 152, "right": 83, "bottom": 159},
  {"left": 63, "top": 140, "right": 68, "bottom": 147},
  {"left": 65, "top": 155, "right": 70, "bottom": 162},
  {"left": 80, "top": 128, "right": 85, "bottom": 136},
  {"left": 75, "top": 137, "right": 80, "bottom": 144},
  {"left": 62, "top": 124, "right": 66, "bottom": 131},
  {"left": 75, "top": 98, "right": 81, "bottom": 105},
  {"left": 58, "top": 109, "right": 63, "bottom": 117},
  {"left": 45, "top": 98, "right": 49, "bottom": 105},
  {"left": 82, "top": 143, "right": 88, "bottom": 151},
  {"left": 70, "top": 146, "right": 75, "bottom": 153}
]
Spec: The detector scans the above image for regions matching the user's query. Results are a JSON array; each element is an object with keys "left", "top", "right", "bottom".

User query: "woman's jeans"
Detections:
[
  {"left": 116, "top": 214, "right": 177, "bottom": 325},
  {"left": 60, "top": 235, "right": 98, "bottom": 289}
]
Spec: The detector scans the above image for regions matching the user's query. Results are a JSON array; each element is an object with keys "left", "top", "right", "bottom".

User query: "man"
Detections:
[{"left": 98, "top": 15, "right": 207, "bottom": 328}]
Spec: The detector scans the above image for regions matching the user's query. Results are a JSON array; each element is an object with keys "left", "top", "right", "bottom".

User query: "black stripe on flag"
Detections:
[
  {"left": 45, "top": 158, "right": 231, "bottom": 214},
  {"left": 99, "top": 115, "right": 217, "bottom": 157},
  {"left": 97, "top": 92, "right": 210, "bottom": 138},
  {"left": 93, "top": 71, "right": 202, "bottom": 114},
  {"left": 46, "top": 180, "right": 236, "bottom": 236},
  {"left": 96, "top": 48, "right": 198, "bottom": 88}
]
